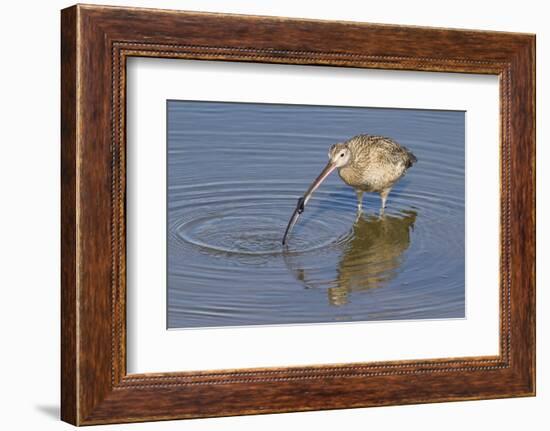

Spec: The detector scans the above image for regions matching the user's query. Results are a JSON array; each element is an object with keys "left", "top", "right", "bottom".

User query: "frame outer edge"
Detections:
[
  {"left": 61, "top": 5, "right": 79, "bottom": 426},
  {"left": 522, "top": 34, "right": 536, "bottom": 394},
  {"left": 526, "top": 35, "right": 536, "bottom": 395},
  {"left": 507, "top": 35, "right": 536, "bottom": 395},
  {"left": 531, "top": 35, "right": 536, "bottom": 396}
]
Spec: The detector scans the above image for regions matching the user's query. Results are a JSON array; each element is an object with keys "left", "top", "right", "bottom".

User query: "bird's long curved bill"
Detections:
[{"left": 282, "top": 161, "right": 337, "bottom": 245}]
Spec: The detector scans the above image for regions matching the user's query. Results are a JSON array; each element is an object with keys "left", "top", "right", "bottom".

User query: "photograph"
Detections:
[{"left": 167, "top": 100, "right": 465, "bottom": 329}]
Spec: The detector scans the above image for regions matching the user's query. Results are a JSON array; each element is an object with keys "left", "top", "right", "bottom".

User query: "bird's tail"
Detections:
[{"left": 406, "top": 150, "right": 418, "bottom": 168}]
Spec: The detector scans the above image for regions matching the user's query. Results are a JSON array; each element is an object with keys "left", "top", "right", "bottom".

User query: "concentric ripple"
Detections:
[
  {"left": 166, "top": 101, "right": 466, "bottom": 329},
  {"left": 175, "top": 213, "right": 342, "bottom": 255}
]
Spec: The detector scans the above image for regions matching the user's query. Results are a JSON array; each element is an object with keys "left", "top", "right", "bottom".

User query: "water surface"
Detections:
[{"left": 167, "top": 101, "right": 465, "bottom": 328}]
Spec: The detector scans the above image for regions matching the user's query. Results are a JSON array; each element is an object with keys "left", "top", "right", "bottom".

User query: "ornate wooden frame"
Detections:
[{"left": 61, "top": 4, "right": 535, "bottom": 425}]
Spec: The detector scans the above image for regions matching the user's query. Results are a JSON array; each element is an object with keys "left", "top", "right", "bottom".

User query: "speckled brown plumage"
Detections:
[
  {"left": 331, "top": 134, "right": 417, "bottom": 194},
  {"left": 327, "top": 134, "right": 417, "bottom": 213}
]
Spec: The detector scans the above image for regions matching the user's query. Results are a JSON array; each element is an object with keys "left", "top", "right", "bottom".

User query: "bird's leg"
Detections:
[
  {"left": 379, "top": 188, "right": 391, "bottom": 216},
  {"left": 355, "top": 190, "right": 364, "bottom": 213},
  {"left": 355, "top": 190, "right": 364, "bottom": 223}
]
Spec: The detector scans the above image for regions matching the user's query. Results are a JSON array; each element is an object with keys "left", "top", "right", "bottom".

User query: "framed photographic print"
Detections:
[{"left": 61, "top": 4, "right": 535, "bottom": 425}]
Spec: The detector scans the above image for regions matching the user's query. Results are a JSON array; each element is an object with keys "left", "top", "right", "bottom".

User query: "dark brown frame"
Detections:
[{"left": 61, "top": 4, "right": 535, "bottom": 426}]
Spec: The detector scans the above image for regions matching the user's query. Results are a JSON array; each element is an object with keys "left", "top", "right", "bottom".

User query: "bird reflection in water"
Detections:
[{"left": 284, "top": 210, "right": 417, "bottom": 306}]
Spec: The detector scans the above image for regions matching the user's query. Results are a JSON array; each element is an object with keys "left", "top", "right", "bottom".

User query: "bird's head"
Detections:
[{"left": 328, "top": 143, "right": 351, "bottom": 168}]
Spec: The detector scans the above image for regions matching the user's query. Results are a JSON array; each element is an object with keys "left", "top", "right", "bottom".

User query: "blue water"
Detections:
[{"left": 167, "top": 100, "right": 465, "bottom": 328}]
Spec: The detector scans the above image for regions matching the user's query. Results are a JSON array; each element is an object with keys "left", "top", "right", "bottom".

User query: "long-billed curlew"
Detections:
[{"left": 282, "top": 134, "right": 417, "bottom": 245}]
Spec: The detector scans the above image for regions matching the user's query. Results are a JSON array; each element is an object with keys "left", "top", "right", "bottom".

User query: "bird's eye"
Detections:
[{"left": 340, "top": 153, "right": 344, "bottom": 157}]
